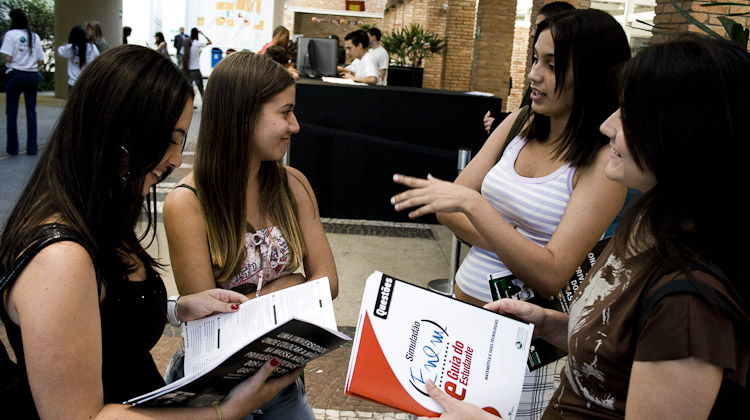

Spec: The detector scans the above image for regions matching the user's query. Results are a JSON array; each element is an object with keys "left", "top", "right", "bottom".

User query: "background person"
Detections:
[
  {"left": 265, "top": 45, "right": 299, "bottom": 80},
  {"left": 181, "top": 27, "right": 212, "bottom": 100},
  {"left": 85, "top": 20, "right": 109, "bottom": 53},
  {"left": 56, "top": 25, "right": 99, "bottom": 91},
  {"left": 259, "top": 25, "right": 289, "bottom": 55},
  {"left": 153, "top": 31, "right": 169, "bottom": 58},
  {"left": 0, "top": 44, "right": 302, "bottom": 420},
  {"left": 391, "top": 10, "right": 630, "bottom": 420},
  {"left": 122, "top": 26, "right": 132, "bottom": 44},
  {"left": 174, "top": 26, "right": 188, "bottom": 64},
  {"left": 1, "top": 8, "right": 44, "bottom": 156},
  {"left": 337, "top": 30, "right": 380, "bottom": 85},
  {"left": 418, "top": 33, "right": 750, "bottom": 420},
  {"left": 164, "top": 51, "right": 338, "bottom": 419},
  {"left": 367, "top": 27, "right": 389, "bottom": 85}
]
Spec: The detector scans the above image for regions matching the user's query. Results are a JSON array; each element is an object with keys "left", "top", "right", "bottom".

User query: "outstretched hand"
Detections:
[
  {"left": 391, "top": 174, "right": 481, "bottom": 219},
  {"left": 177, "top": 288, "right": 249, "bottom": 322},
  {"left": 415, "top": 379, "right": 502, "bottom": 420}
]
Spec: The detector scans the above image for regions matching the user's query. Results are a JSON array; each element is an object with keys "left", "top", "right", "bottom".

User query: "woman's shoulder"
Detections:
[{"left": 164, "top": 173, "right": 200, "bottom": 212}]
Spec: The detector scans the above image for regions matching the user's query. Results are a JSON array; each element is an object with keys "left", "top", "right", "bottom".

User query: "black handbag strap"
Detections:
[
  {"left": 634, "top": 264, "right": 749, "bottom": 339},
  {"left": 498, "top": 104, "right": 532, "bottom": 162},
  {"left": 0, "top": 224, "right": 100, "bottom": 295}
]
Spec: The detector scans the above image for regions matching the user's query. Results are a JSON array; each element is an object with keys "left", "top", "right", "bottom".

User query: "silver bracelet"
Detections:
[{"left": 167, "top": 295, "right": 181, "bottom": 327}]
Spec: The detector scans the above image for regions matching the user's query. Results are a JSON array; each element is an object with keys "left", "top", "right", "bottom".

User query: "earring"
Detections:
[{"left": 120, "top": 145, "right": 131, "bottom": 182}]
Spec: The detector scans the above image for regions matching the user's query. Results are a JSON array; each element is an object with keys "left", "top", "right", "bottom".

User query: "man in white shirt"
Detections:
[
  {"left": 367, "top": 28, "right": 389, "bottom": 85},
  {"left": 337, "top": 30, "right": 381, "bottom": 85}
]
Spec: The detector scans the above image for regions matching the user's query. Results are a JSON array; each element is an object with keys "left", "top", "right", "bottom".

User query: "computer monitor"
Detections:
[{"left": 296, "top": 37, "right": 338, "bottom": 78}]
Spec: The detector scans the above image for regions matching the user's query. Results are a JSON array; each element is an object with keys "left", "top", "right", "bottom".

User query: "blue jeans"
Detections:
[
  {"left": 244, "top": 376, "right": 315, "bottom": 420},
  {"left": 5, "top": 70, "right": 42, "bottom": 155}
]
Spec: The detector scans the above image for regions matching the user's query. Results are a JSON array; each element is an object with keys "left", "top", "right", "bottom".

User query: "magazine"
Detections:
[
  {"left": 126, "top": 277, "right": 350, "bottom": 407},
  {"left": 345, "top": 271, "right": 534, "bottom": 419},
  {"left": 488, "top": 237, "right": 610, "bottom": 370}
]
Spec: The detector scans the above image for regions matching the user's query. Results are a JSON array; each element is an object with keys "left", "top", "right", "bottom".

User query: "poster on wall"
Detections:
[{"left": 186, "top": 0, "right": 274, "bottom": 52}]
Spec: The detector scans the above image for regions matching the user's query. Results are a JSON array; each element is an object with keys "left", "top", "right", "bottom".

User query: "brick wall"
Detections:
[
  {"left": 471, "top": 0, "right": 517, "bottom": 107},
  {"left": 652, "top": 0, "right": 750, "bottom": 45},
  {"left": 507, "top": 21, "right": 531, "bottom": 110}
]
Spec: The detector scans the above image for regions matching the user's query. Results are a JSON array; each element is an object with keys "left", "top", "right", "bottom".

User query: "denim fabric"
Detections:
[
  {"left": 5, "top": 70, "right": 41, "bottom": 155},
  {"left": 245, "top": 376, "right": 315, "bottom": 420}
]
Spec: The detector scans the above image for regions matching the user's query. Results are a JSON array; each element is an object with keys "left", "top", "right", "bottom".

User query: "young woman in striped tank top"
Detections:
[
  {"left": 391, "top": 10, "right": 630, "bottom": 420},
  {"left": 163, "top": 52, "right": 337, "bottom": 419}
]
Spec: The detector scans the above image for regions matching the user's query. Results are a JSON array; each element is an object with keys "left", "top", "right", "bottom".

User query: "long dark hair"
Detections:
[
  {"left": 9, "top": 9, "right": 32, "bottom": 50},
  {"left": 194, "top": 52, "right": 303, "bottom": 283},
  {"left": 612, "top": 34, "right": 750, "bottom": 308},
  {"left": 155, "top": 31, "right": 166, "bottom": 46},
  {"left": 522, "top": 9, "right": 630, "bottom": 168},
  {"left": 0, "top": 45, "right": 194, "bottom": 288},
  {"left": 68, "top": 25, "right": 88, "bottom": 68}
]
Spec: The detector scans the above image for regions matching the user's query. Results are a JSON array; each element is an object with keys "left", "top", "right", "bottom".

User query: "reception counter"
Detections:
[{"left": 290, "top": 77, "right": 506, "bottom": 223}]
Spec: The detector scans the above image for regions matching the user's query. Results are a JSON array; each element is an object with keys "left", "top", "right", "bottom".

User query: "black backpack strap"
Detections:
[
  {"left": 0, "top": 224, "right": 100, "bottom": 295},
  {"left": 498, "top": 105, "right": 532, "bottom": 162},
  {"left": 634, "top": 265, "right": 749, "bottom": 339}
]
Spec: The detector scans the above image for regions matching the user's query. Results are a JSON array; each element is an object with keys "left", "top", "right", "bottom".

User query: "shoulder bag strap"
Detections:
[{"left": 498, "top": 104, "right": 532, "bottom": 162}]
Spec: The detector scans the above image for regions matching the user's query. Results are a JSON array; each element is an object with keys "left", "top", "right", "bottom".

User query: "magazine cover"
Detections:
[{"left": 345, "top": 271, "right": 534, "bottom": 419}]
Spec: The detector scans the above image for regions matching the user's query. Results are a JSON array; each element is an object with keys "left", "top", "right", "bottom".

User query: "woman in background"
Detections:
[
  {"left": 153, "top": 31, "right": 169, "bottom": 58},
  {"left": 0, "top": 45, "right": 301, "bottom": 420},
  {"left": 164, "top": 51, "right": 337, "bottom": 419},
  {"left": 85, "top": 20, "right": 109, "bottom": 53},
  {"left": 391, "top": 10, "right": 630, "bottom": 420},
  {"left": 57, "top": 25, "right": 100, "bottom": 91},
  {"left": 0, "top": 8, "right": 44, "bottom": 156}
]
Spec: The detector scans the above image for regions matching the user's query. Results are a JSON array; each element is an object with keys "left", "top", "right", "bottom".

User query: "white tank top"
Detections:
[{"left": 455, "top": 136, "right": 576, "bottom": 302}]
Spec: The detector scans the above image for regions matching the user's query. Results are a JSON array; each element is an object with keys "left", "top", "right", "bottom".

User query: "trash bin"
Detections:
[
  {"left": 226, "top": 48, "right": 237, "bottom": 55},
  {"left": 211, "top": 48, "right": 223, "bottom": 67}
]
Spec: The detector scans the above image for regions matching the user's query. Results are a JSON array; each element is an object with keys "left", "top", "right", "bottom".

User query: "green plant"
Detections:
[
  {"left": 0, "top": 0, "right": 55, "bottom": 91},
  {"left": 381, "top": 23, "right": 445, "bottom": 68},
  {"left": 640, "top": 0, "right": 749, "bottom": 49}
]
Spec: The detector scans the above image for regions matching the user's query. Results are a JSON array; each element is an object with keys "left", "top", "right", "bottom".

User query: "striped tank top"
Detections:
[{"left": 455, "top": 136, "right": 577, "bottom": 302}]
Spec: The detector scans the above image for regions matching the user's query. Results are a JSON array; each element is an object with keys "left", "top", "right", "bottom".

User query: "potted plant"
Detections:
[{"left": 381, "top": 23, "right": 445, "bottom": 87}]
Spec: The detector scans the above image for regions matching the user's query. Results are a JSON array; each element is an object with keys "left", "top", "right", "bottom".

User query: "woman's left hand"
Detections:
[
  {"left": 177, "top": 288, "right": 249, "bottom": 322},
  {"left": 415, "top": 379, "right": 502, "bottom": 420},
  {"left": 391, "top": 174, "right": 481, "bottom": 219}
]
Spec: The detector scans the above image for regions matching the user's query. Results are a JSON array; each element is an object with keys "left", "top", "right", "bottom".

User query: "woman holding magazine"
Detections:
[
  {"left": 391, "top": 10, "right": 629, "bottom": 419},
  {"left": 163, "top": 51, "right": 338, "bottom": 419},
  {"left": 416, "top": 34, "right": 749, "bottom": 420},
  {"left": 0, "top": 45, "right": 302, "bottom": 419}
]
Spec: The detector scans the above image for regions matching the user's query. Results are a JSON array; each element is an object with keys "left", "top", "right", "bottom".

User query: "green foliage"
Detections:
[
  {"left": 0, "top": 0, "right": 55, "bottom": 91},
  {"left": 646, "top": 0, "right": 750, "bottom": 49},
  {"left": 381, "top": 23, "right": 445, "bottom": 68}
]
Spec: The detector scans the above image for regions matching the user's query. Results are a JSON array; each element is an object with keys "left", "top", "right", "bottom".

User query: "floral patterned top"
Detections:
[{"left": 216, "top": 226, "right": 299, "bottom": 294}]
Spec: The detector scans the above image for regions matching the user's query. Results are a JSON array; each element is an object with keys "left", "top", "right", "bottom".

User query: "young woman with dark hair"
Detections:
[
  {"left": 181, "top": 27, "right": 212, "bottom": 99},
  {"left": 0, "top": 8, "right": 44, "bottom": 155},
  {"left": 417, "top": 33, "right": 750, "bottom": 420},
  {"left": 164, "top": 51, "right": 337, "bottom": 419},
  {"left": 56, "top": 25, "right": 100, "bottom": 90},
  {"left": 391, "top": 9, "right": 631, "bottom": 420},
  {"left": 0, "top": 45, "right": 302, "bottom": 419},
  {"left": 154, "top": 31, "right": 169, "bottom": 58}
]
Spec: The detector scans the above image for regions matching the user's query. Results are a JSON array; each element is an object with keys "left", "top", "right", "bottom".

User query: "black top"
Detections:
[{"left": 0, "top": 224, "right": 167, "bottom": 413}]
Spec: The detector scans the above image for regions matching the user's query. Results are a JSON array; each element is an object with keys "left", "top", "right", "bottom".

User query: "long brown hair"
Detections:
[
  {"left": 0, "top": 45, "right": 194, "bottom": 285},
  {"left": 194, "top": 51, "right": 305, "bottom": 283}
]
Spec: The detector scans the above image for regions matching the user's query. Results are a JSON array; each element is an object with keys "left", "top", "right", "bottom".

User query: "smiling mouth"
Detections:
[
  {"left": 530, "top": 88, "right": 545, "bottom": 99},
  {"left": 610, "top": 146, "right": 622, "bottom": 158}
]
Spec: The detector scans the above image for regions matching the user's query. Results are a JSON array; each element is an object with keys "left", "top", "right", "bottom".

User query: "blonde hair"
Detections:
[
  {"left": 194, "top": 52, "right": 305, "bottom": 283},
  {"left": 85, "top": 20, "right": 103, "bottom": 40}
]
